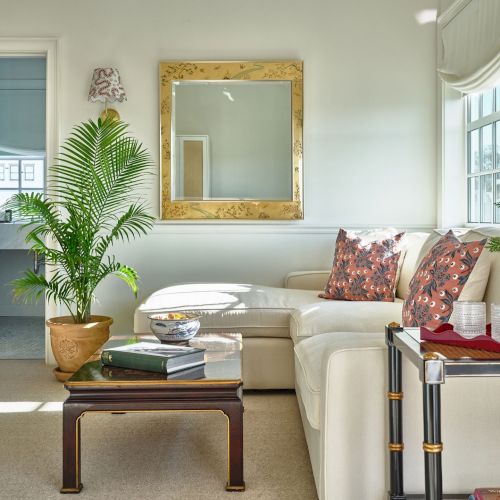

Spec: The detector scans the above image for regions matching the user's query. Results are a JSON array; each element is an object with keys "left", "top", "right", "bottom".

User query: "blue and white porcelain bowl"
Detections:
[{"left": 148, "top": 312, "right": 201, "bottom": 342}]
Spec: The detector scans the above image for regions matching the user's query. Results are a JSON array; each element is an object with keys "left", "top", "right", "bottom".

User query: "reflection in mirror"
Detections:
[
  {"left": 172, "top": 81, "right": 292, "bottom": 201},
  {"left": 174, "top": 135, "right": 209, "bottom": 199}
]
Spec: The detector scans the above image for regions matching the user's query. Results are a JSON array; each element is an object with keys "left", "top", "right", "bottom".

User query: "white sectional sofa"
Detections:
[{"left": 134, "top": 229, "right": 500, "bottom": 499}]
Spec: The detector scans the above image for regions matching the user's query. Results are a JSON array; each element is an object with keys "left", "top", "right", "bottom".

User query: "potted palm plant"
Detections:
[{"left": 7, "top": 117, "right": 155, "bottom": 380}]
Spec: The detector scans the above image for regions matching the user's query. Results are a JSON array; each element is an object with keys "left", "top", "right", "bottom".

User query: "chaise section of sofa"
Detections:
[{"left": 134, "top": 283, "right": 324, "bottom": 388}]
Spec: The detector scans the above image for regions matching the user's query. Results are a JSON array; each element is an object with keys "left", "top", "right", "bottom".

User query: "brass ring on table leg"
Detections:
[
  {"left": 423, "top": 352, "right": 439, "bottom": 361},
  {"left": 387, "top": 391, "right": 404, "bottom": 400},
  {"left": 423, "top": 442, "right": 443, "bottom": 453},
  {"left": 388, "top": 443, "right": 404, "bottom": 452}
]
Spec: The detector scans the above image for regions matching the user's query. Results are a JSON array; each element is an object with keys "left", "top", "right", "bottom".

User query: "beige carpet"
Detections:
[{"left": 0, "top": 361, "right": 318, "bottom": 500}]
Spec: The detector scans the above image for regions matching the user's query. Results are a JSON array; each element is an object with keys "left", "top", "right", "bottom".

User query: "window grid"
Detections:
[
  {"left": 0, "top": 157, "right": 45, "bottom": 198},
  {"left": 467, "top": 87, "right": 500, "bottom": 223}
]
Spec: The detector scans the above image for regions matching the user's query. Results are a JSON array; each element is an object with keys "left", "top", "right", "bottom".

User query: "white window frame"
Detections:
[
  {"left": 0, "top": 156, "right": 45, "bottom": 193},
  {"left": 466, "top": 89, "right": 500, "bottom": 224}
]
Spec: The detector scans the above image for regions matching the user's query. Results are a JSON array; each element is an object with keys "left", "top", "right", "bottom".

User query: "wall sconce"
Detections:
[{"left": 88, "top": 68, "right": 127, "bottom": 121}]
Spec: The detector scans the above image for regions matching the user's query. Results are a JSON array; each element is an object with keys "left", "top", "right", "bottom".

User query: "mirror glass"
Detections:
[{"left": 172, "top": 81, "right": 292, "bottom": 201}]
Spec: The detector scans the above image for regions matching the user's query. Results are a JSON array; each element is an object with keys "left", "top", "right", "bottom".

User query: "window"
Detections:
[
  {"left": 9, "top": 163, "right": 19, "bottom": 181},
  {"left": 467, "top": 86, "right": 500, "bottom": 223},
  {"left": 23, "top": 164, "right": 35, "bottom": 181},
  {"left": 0, "top": 157, "right": 45, "bottom": 207}
]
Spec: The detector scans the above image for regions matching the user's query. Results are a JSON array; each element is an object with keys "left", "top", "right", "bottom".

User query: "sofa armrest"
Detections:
[{"left": 285, "top": 270, "right": 330, "bottom": 290}]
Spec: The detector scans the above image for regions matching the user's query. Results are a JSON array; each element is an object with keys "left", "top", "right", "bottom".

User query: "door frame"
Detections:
[
  {"left": 0, "top": 37, "right": 60, "bottom": 364},
  {"left": 174, "top": 135, "right": 210, "bottom": 199}
]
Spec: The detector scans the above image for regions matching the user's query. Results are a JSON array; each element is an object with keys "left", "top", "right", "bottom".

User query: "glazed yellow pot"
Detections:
[{"left": 47, "top": 315, "right": 113, "bottom": 381}]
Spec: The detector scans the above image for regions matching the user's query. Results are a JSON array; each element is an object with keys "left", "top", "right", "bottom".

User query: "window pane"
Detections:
[
  {"left": 481, "top": 124, "right": 493, "bottom": 171},
  {"left": 481, "top": 174, "right": 493, "bottom": 223},
  {"left": 496, "top": 86, "right": 500, "bottom": 112},
  {"left": 20, "top": 159, "right": 44, "bottom": 189},
  {"left": 0, "top": 190, "right": 18, "bottom": 207},
  {"left": 469, "top": 93, "right": 480, "bottom": 122},
  {"left": 469, "top": 177, "right": 480, "bottom": 222},
  {"left": 469, "top": 129, "right": 480, "bottom": 173},
  {"left": 497, "top": 120, "right": 500, "bottom": 169},
  {"left": 0, "top": 161, "right": 19, "bottom": 188},
  {"left": 495, "top": 173, "right": 500, "bottom": 223},
  {"left": 10, "top": 164, "right": 19, "bottom": 181},
  {"left": 482, "top": 88, "right": 494, "bottom": 116}
]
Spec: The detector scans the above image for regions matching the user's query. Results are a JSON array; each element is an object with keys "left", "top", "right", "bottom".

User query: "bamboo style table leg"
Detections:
[
  {"left": 61, "top": 402, "right": 85, "bottom": 494},
  {"left": 386, "top": 325, "right": 406, "bottom": 500},
  {"left": 422, "top": 353, "right": 444, "bottom": 500}
]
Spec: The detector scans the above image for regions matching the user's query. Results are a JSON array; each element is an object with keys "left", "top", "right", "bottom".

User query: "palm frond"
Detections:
[
  {"left": 487, "top": 237, "right": 500, "bottom": 253},
  {"left": 9, "top": 117, "right": 154, "bottom": 323}
]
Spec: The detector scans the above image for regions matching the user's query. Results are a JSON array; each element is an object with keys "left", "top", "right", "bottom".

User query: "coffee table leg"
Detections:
[
  {"left": 61, "top": 402, "right": 84, "bottom": 494},
  {"left": 224, "top": 401, "right": 245, "bottom": 491}
]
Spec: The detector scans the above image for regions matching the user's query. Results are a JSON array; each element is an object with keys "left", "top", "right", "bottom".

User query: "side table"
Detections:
[{"left": 386, "top": 323, "right": 500, "bottom": 500}]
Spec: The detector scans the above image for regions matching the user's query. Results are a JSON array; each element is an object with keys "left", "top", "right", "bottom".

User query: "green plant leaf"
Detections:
[
  {"left": 8, "top": 117, "right": 154, "bottom": 322},
  {"left": 112, "top": 265, "right": 140, "bottom": 297}
]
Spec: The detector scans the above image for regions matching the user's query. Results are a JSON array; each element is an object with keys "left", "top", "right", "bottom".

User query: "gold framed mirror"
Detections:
[{"left": 159, "top": 61, "right": 303, "bottom": 220}]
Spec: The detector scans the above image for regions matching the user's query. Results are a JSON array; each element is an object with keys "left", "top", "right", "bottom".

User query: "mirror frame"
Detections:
[{"left": 159, "top": 60, "right": 303, "bottom": 220}]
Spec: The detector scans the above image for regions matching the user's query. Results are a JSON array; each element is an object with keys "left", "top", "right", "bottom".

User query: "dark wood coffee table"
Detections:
[{"left": 60, "top": 333, "right": 244, "bottom": 494}]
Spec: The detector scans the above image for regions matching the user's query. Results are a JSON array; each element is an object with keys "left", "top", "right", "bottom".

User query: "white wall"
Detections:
[{"left": 0, "top": 0, "right": 439, "bottom": 332}]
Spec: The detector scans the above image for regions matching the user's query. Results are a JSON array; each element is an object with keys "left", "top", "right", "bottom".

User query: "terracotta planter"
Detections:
[{"left": 47, "top": 315, "right": 113, "bottom": 381}]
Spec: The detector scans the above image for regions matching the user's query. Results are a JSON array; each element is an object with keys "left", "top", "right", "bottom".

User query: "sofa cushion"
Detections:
[
  {"left": 294, "top": 331, "right": 385, "bottom": 430},
  {"left": 134, "top": 283, "right": 323, "bottom": 338},
  {"left": 416, "top": 228, "right": 491, "bottom": 304},
  {"left": 397, "top": 232, "right": 432, "bottom": 300},
  {"left": 320, "top": 228, "right": 405, "bottom": 302},
  {"left": 402, "top": 230, "right": 487, "bottom": 329},
  {"left": 290, "top": 298, "right": 403, "bottom": 344}
]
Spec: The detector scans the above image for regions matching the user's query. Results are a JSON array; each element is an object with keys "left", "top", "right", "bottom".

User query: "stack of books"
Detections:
[
  {"left": 101, "top": 342, "right": 205, "bottom": 374},
  {"left": 470, "top": 488, "right": 500, "bottom": 500}
]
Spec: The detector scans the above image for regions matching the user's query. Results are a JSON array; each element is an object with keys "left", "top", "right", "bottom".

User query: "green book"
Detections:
[{"left": 101, "top": 342, "right": 205, "bottom": 374}]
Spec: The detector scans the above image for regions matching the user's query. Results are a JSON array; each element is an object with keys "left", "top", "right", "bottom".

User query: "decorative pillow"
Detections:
[
  {"left": 402, "top": 230, "right": 486, "bottom": 329},
  {"left": 320, "top": 228, "right": 405, "bottom": 302}
]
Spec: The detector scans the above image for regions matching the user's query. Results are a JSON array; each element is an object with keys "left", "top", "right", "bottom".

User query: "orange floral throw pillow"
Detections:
[
  {"left": 402, "top": 230, "right": 486, "bottom": 329},
  {"left": 320, "top": 229, "right": 405, "bottom": 302}
]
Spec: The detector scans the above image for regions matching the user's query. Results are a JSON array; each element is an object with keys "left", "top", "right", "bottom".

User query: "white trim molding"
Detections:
[
  {"left": 0, "top": 37, "right": 61, "bottom": 364},
  {"left": 150, "top": 223, "right": 435, "bottom": 236}
]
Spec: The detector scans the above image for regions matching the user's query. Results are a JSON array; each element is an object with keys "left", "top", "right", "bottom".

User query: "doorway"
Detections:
[{"left": 0, "top": 56, "right": 46, "bottom": 359}]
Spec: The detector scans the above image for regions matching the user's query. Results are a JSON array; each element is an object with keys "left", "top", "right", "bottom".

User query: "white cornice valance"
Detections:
[{"left": 438, "top": 0, "right": 500, "bottom": 93}]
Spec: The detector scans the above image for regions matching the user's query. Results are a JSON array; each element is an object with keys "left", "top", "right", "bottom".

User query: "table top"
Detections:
[
  {"left": 394, "top": 328, "right": 500, "bottom": 379},
  {"left": 65, "top": 333, "right": 242, "bottom": 389}
]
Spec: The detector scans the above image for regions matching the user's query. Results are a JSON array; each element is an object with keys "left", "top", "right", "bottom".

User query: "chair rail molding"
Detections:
[
  {"left": 0, "top": 37, "right": 61, "bottom": 364},
  {"left": 150, "top": 223, "right": 435, "bottom": 236}
]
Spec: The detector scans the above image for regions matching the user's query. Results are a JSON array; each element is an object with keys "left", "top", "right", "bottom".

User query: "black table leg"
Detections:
[
  {"left": 61, "top": 402, "right": 85, "bottom": 493},
  {"left": 422, "top": 367, "right": 443, "bottom": 500},
  {"left": 223, "top": 400, "right": 245, "bottom": 491},
  {"left": 386, "top": 324, "right": 406, "bottom": 500}
]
